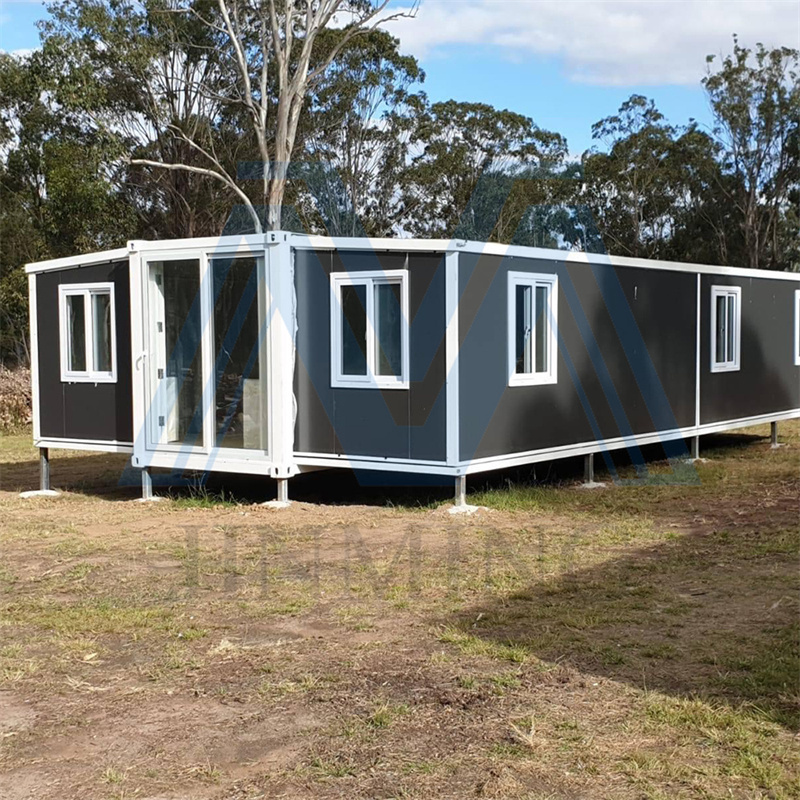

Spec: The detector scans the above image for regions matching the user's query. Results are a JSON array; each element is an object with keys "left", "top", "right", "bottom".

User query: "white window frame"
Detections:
[
  {"left": 58, "top": 282, "right": 117, "bottom": 383},
  {"left": 330, "top": 269, "right": 410, "bottom": 390},
  {"left": 507, "top": 271, "right": 558, "bottom": 387},
  {"left": 710, "top": 285, "right": 741, "bottom": 373},
  {"left": 794, "top": 290, "right": 800, "bottom": 366}
]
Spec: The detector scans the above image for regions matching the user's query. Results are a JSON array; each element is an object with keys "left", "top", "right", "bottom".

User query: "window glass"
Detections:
[
  {"left": 715, "top": 294, "right": 727, "bottom": 363},
  {"left": 212, "top": 256, "right": 263, "bottom": 450},
  {"left": 341, "top": 283, "right": 367, "bottom": 376},
  {"left": 515, "top": 284, "right": 532, "bottom": 374},
  {"left": 375, "top": 282, "right": 402, "bottom": 377},
  {"left": 92, "top": 292, "right": 112, "bottom": 373},
  {"left": 514, "top": 282, "right": 550, "bottom": 376},
  {"left": 726, "top": 295, "right": 735, "bottom": 360},
  {"left": 534, "top": 284, "right": 548, "bottom": 374},
  {"left": 67, "top": 294, "right": 86, "bottom": 372},
  {"left": 150, "top": 259, "right": 204, "bottom": 446}
]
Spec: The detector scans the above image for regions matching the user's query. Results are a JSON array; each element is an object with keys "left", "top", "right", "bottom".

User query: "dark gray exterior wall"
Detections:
[
  {"left": 36, "top": 260, "right": 133, "bottom": 443},
  {"left": 293, "top": 248, "right": 447, "bottom": 462},
  {"left": 458, "top": 252, "right": 698, "bottom": 462},
  {"left": 699, "top": 274, "right": 800, "bottom": 424}
]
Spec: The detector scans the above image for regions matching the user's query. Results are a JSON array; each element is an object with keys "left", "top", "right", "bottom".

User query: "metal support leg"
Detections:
[
  {"left": 141, "top": 467, "right": 153, "bottom": 501},
  {"left": 40, "top": 447, "right": 50, "bottom": 491},
  {"left": 455, "top": 475, "right": 466, "bottom": 507},
  {"left": 583, "top": 453, "right": 594, "bottom": 484},
  {"left": 771, "top": 421, "right": 779, "bottom": 448},
  {"left": 691, "top": 435, "right": 700, "bottom": 461},
  {"left": 276, "top": 478, "right": 289, "bottom": 504}
]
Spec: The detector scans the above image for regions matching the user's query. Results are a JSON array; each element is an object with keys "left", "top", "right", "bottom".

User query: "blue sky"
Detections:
[{"left": 2, "top": 0, "right": 798, "bottom": 154}]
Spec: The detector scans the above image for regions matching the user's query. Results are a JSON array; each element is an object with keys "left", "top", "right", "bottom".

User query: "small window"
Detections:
[
  {"left": 59, "top": 283, "right": 116, "bottom": 383},
  {"left": 794, "top": 290, "right": 800, "bottom": 366},
  {"left": 710, "top": 285, "right": 741, "bottom": 373},
  {"left": 508, "top": 271, "right": 558, "bottom": 386},
  {"left": 330, "top": 270, "right": 409, "bottom": 389}
]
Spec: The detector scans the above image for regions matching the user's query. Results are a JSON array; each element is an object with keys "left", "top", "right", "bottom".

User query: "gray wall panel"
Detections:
[
  {"left": 458, "top": 253, "right": 697, "bottom": 461},
  {"left": 293, "top": 248, "right": 447, "bottom": 461},
  {"left": 700, "top": 275, "right": 800, "bottom": 423},
  {"left": 36, "top": 260, "right": 133, "bottom": 443}
]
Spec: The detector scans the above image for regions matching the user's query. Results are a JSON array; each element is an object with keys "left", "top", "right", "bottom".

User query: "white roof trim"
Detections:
[
  {"left": 26, "top": 247, "right": 130, "bottom": 274},
  {"left": 289, "top": 234, "right": 800, "bottom": 282},
  {"left": 25, "top": 233, "right": 800, "bottom": 282}
]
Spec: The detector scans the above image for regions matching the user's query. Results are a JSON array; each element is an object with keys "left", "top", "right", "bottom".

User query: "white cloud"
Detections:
[{"left": 384, "top": 0, "right": 799, "bottom": 86}]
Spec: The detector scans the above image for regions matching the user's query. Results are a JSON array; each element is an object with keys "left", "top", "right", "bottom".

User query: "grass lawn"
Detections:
[{"left": 0, "top": 422, "right": 798, "bottom": 799}]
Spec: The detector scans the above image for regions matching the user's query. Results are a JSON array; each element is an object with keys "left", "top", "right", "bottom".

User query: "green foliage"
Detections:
[
  {"left": 703, "top": 37, "right": 799, "bottom": 270},
  {"left": 1, "top": 15, "right": 797, "bottom": 366}
]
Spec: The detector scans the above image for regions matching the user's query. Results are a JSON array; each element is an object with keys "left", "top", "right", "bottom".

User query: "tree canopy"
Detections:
[{"left": 1, "top": 17, "right": 798, "bottom": 364}]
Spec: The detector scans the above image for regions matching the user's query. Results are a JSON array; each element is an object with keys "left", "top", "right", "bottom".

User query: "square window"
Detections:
[
  {"left": 330, "top": 270, "right": 409, "bottom": 389},
  {"left": 508, "top": 271, "right": 558, "bottom": 386},
  {"left": 59, "top": 283, "right": 116, "bottom": 383},
  {"left": 710, "top": 285, "right": 741, "bottom": 373}
]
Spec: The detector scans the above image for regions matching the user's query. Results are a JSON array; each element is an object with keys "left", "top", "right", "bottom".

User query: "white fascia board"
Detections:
[
  {"left": 287, "top": 233, "right": 800, "bottom": 283},
  {"left": 459, "top": 409, "right": 800, "bottom": 474},
  {"left": 26, "top": 248, "right": 130, "bottom": 274},
  {"left": 129, "top": 233, "right": 269, "bottom": 254}
]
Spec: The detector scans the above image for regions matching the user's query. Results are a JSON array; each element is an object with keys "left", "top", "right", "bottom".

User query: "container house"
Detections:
[{"left": 26, "top": 233, "right": 800, "bottom": 503}]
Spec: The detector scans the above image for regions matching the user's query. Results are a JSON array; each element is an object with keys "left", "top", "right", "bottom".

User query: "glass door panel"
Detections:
[
  {"left": 148, "top": 258, "right": 204, "bottom": 448},
  {"left": 211, "top": 256, "right": 267, "bottom": 451}
]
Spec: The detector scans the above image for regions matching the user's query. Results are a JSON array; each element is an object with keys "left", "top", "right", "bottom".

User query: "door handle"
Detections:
[{"left": 134, "top": 351, "right": 147, "bottom": 371}]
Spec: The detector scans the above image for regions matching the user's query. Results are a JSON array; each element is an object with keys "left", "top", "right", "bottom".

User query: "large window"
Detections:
[
  {"left": 59, "top": 283, "right": 116, "bottom": 383},
  {"left": 710, "top": 285, "right": 741, "bottom": 373},
  {"left": 508, "top": 271, "right": 558, "bottom": 387},
  {"left": 330, "top": 270, "right": 409, "bottom": 389}
]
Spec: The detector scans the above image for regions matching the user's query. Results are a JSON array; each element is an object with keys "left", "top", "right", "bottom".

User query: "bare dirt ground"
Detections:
[{"left": 0, "top": 423, "right": 798, "bottom": 800}]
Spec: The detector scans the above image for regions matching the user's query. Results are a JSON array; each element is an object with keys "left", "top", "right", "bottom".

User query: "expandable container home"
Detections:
[{"left": 26, "top": 233, "right": 800, "bottom": 502}]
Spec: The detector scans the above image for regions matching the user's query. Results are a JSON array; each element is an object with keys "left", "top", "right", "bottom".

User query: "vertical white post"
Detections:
[
  {"left": 691, "top": 435, "right": 700, "bottom": 461},
  {"left": 445, "top": 250, "right": 460, "bottom": 467},
  {"left": 771, "top": 421, "right": 779, "bottom": 449},
  {"left": 266, "top": 232, "right": 296, "bottom": 481}
]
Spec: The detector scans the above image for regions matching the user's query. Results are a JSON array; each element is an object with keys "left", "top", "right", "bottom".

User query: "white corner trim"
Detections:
[
  {"left": 710, "top": 284, "right": 742, "bottom": 373},
  {"left": 58, "top": 282, "right": 118, "bottom": 384},
  {"left": 29, "top": 273, "right": 41, "bottom": 441},
  {"left": 695, "top": 273, "right": 701, "bottom": 427},
  {"left": 329, "top": 268, "right": 410, "bottom": 390},
  {"left": 445, "top": 251, "right": 460, "bottom": 465},
  {"left": 507, "top": 270, "right": 558, "bottom": 387}
]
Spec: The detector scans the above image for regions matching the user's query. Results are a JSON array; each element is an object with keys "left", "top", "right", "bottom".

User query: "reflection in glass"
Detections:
[
  {"left": 375, "top": 282, "right": 402, "bottom": 377},
  {"left": 212, "top": 257, "right": 264, "bottom": 449},
  {"left": 92, "top": 292, "right": 112, "bottom": 373},
  {"left": 341, "top": 283, "right": 367, "bottom": 375},
  {"left": 150, "top": 259, "right": 203, "bottom": 447},
  {"left": 67, "top": 294, "right": 86, "bottom": 372}
]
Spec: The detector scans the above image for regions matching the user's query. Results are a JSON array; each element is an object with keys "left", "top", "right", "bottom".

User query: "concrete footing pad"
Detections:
[
  {"left": 19, "top": 489, "right": 60, "bottom": 498},
  {"left": 262, "top": 500, "right": 291, "bottom": 509}
]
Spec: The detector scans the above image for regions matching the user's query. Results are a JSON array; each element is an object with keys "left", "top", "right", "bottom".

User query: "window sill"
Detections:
[
  {"left": 508, "top": 374, "right": 558, "bottom": 388},
  {"left": 61, "top": 374, "right": 117, "bottom": 384},
  {"left": 331, "top": 378, "right": 409, "bottom": 390},
  {"left": 710, "top": 364, "right": 740, "bottom": 374}
]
